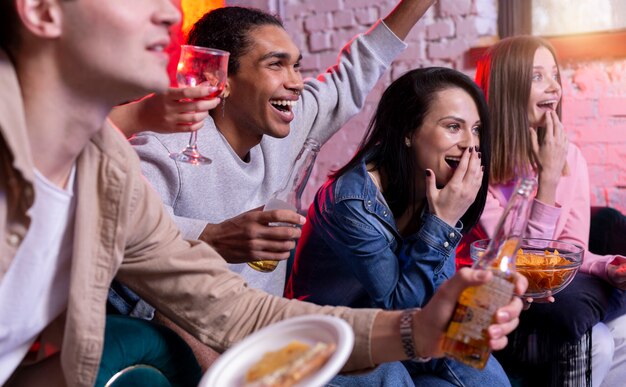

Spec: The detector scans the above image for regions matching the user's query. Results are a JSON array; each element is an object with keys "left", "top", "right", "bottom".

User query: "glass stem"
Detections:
[{"left": 187, "top": 130, "right": 198, "bottom": 150}]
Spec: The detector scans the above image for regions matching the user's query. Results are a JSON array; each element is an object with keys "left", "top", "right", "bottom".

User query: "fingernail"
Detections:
[
  {"left": 299, "top": 215, "right": 307, "bottom": 224},
  {"left": 468, "top": 147, "right": 473, "bottom": 153},
  {"left": 425, "top": 170, "right": 431, "bottom": 177},
  {"left": 478, "top": 152, "right": 481, "bottom": 159},
  {"left": 475, "top": 145, "right": 480, "bottom": 152},
  {"left": 475, "top": 270, "right": 488, "bottom": 281},
  {"left": 481, "top": 165, "right": 484, "bottom": 172},
  {"left": 497, "top": 311, "right": 510, "bottom": 320}
]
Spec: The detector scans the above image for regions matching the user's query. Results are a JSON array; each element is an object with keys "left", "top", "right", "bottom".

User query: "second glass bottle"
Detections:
[{"left": 247, "top": 138, "right": 321, "bottom": 272}]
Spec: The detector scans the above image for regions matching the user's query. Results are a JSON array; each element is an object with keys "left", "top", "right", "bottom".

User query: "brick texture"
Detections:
[{"left": 231, "top": 0, "right": 626, "bottom": 213}]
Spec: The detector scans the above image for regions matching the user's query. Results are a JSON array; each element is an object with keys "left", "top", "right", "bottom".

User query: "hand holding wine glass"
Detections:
[{"left": 169, "top": 45, "right": 229, "bottom": 165}]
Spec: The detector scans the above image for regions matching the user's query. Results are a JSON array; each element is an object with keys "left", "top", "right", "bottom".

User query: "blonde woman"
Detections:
[{"left": 460, "top": 35, "right": 626, "bottom": 387}]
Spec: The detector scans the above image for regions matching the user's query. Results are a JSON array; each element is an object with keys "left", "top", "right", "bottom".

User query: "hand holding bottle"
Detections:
[
  {"left": 199, "top": 206, "right": 305, "bottom": 264},
  {"left": 442, "top": 178, "right": 537, "bottom": 369},
  {"left": 248, "top": 138, "right": 321, "bottom": 272},
  {"left": 411, "top": 267, "right": 527, "bottom": 359}
]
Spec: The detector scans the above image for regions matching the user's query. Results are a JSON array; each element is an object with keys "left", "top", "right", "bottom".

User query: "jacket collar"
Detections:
[
  {"left": 334, "top": 157, "right": 399, "bottom": 232},
  {"left": 0, "top": 49, "right": 35, "bottom": 186}
]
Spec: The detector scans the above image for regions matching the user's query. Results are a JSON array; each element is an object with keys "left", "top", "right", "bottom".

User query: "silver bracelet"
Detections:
[{"left": 400, "top": 308, "right": 431, "bottom": 362}]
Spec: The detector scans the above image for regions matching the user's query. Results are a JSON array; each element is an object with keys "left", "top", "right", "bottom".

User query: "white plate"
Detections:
[{"left": 199, "top": 315, "right": 354, "bottom": 387}]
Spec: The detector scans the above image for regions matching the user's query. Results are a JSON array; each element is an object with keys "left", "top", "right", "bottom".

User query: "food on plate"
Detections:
[{"left": 244, "top": 340, "right": 336, "bottom": 387}]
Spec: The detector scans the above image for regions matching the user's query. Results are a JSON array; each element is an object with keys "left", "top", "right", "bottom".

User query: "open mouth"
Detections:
[
  {"left": 537, "top": 99, "right": 558, "bottom": 110},
  {"left": 269, "top": 98, "right": 298, "bottom": 124},
  {"left": 270, "top": 99, "right": 297, "bottom": 113},
  {"left": 445, "top": 156, "right": 461, "bottom": 169}
]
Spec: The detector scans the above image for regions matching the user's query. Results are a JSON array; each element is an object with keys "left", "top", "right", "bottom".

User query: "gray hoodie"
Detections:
[{"left": 130, "top": 20, "right": 406, "bottom": 296}]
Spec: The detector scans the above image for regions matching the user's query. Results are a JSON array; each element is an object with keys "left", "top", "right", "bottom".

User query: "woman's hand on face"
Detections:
[
  {"left": 424, "top": 146, "right": 483, "bottom": 227},
  {"left": 531, "top": 111, "right": 568, "bottom": 206},
  {"left": 531, "top": 111, "right": 568, "bottom": 183}
]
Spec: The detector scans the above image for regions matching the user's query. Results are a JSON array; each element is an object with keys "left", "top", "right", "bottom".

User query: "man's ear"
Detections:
[{"left": 15, "top": 0, "right": 63, "bottom": 39}]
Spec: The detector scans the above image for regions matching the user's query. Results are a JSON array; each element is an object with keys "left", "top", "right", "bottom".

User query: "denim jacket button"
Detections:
[
  {"left": 443, "top": 241, "right": 450, "bottom": 248},
  {"left": 367, "top": 200, "right": 372, "bottom": 206},
  {"left": 383, "top": 211, "right": 388, "bottom": 216},
  {"left": 449, "top": 232, "right": 455, "bottom": 238}
]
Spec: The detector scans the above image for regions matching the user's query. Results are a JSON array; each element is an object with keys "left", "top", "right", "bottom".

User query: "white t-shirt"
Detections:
[{"left": 0, "top": 167, "right": 76, "bottom": 384}]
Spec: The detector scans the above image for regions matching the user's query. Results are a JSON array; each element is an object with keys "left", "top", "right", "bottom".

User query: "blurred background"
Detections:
[{"left": 174, "top": 0, "right": 626, "bottom": 213}]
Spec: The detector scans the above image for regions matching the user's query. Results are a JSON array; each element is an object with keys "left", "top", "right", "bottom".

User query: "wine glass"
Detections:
[{"left": 169, "top": 45, "right": 230, "bottom": 165}]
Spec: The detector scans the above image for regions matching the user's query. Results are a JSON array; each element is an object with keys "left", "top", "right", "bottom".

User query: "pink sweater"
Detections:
[{"left": 480, "top": 143, "right": 621, "bottom": 281}]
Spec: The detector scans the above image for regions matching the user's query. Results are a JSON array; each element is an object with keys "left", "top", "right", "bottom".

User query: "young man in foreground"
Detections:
[{"left": 0, "top": 0, "right": 525, "bottom": 385}]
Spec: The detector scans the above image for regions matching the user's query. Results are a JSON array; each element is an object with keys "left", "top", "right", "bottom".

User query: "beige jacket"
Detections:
[{"left": 0, "top": 50, "right": 378, "bottom": 386}]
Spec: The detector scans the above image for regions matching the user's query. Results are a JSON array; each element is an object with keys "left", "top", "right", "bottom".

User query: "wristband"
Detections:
[{"left": 400, "top": 308, "right": 431, "bottom": 362}]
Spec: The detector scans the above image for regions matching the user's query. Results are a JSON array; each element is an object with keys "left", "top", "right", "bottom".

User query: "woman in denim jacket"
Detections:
[{"left": 286, "top": 68, "right": 509, "bottom": 385}]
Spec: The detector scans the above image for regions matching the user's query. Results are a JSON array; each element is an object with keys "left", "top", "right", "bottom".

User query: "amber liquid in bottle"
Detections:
[
  {"left": 442, "top": 178, "right": 537, "bottom": 369},
  {"left": 442, "top": 268, "right": 515, "bottom": 368}
]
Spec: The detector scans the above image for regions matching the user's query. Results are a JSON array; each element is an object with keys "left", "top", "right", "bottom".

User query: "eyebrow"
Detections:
[
  {"left": 439, "top": 115, "right": 466, "bottom": 123},
  {"left": 533, "top": 65, "right": 558, "bottom": 70},
  {"left": 439, "top": 116, "right": 482, "bottom": 126},
  {"left": 259, "top": 51, "right": 303, "bottom": 62}
]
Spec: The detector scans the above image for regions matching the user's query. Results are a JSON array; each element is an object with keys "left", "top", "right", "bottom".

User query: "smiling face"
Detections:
[
  {"left": 58, "top": 0, "right": 179, "bottom": 103},
  {"left": 412, "top": 87, "right": 481, "bottom": 188},
  {"left": 527, "top": 46, "right": 562, "bottom": 128},
  {"left": 221, "top": 24, "right": 304, "bottom": 146}
]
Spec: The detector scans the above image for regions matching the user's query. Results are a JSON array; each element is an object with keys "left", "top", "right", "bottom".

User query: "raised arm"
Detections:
[
  {"left": 296, "top": 1, "right": 436, "bottom": 146},
  {"left": 383, "top": 0, "right": 437, "bottom": 40}
]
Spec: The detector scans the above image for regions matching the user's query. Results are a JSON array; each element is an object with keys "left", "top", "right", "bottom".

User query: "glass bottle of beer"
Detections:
[
  {"left": 247, "top": 138, "right": 321, "bottom": 272},
  {"left": 442, "top": 177, "right": 538, "bottom": 369}
]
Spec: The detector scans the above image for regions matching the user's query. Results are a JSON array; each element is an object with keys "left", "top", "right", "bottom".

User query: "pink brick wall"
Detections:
[
  {"left": 562, "top": 62, "right": 626, "bottom": 212},
  {"left": 277, "top": 0, "right": 500, "bottom": 206},
  {"left": 232, "top": 0, "right": 626, "bottom": 213}
]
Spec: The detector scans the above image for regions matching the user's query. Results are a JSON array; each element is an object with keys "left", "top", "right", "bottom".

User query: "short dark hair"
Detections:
[
  {"left": 0, "top": 0, "right": 19, "bottom": 52},
  {"left": 187, "top": 6, "right": 284, "bottom": 76},
  {"left": 333, "top": 67, "right": 491, "bottom": 233}
]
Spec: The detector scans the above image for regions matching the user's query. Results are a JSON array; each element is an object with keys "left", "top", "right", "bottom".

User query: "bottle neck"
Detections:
[
  {"left": 476, "top": 177, "right": 538, "bottom": 272},
  {"left": 272, "top": 139, "right": 321, "bottom": 211}
]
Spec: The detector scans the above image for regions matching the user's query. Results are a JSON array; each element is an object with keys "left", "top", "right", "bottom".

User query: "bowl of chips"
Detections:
[{"left": 470, "top": 238, "right": 583, "bottom": 298}]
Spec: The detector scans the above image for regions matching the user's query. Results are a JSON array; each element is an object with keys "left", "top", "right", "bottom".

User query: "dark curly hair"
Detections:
[{"left": 187, "top": 6, "right": 284, "bottom": 76}]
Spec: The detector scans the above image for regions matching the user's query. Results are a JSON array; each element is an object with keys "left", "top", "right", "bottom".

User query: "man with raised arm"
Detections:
[{"left": 113, "top": 1, "right": 439, "bottom": 295}]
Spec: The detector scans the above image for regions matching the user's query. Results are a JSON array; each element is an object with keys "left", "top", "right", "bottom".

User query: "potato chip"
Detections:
[{"left": 516, "top": 249, "right": 577, "bottom": 295}]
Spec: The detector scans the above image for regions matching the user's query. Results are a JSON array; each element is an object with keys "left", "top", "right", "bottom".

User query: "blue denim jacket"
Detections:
[{"left": 286, "top": 158, "right": 462, "bottom": 310}]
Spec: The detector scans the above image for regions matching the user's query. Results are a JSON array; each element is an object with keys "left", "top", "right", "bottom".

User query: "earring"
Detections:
[
  {"left": 221, "top": 97, "right": 226, "bottom": 119},
  {"left": 404, "top": 137, "right": 411, "bottom": 147}
]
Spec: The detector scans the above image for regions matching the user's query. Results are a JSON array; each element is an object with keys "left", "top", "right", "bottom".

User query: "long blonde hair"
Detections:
[{"left": 475, "top": 36, "right": 563, "bottom": 184}]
